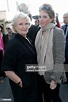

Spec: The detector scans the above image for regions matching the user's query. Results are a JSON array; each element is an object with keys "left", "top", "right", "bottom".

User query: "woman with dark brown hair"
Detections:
[{"left": 35, "top": 3, "right": 66, "bottom": 102}]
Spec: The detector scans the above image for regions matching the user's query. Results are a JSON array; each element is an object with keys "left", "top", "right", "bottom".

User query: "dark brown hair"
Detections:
[
  {"left": 0, "top": 25, "right": 3, "bottom": 32},
  {"left": 39, "top": 3, "right": 55, "bottom": 22}
]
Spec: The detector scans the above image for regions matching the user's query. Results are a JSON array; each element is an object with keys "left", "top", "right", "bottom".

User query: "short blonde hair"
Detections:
[{"left": 12, "top": 12, "right": 31, "bottom": 33}]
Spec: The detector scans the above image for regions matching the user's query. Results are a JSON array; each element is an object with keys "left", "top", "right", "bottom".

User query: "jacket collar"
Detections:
[{"left": 15, "top": 34, "right": 36, "bottom": 55}]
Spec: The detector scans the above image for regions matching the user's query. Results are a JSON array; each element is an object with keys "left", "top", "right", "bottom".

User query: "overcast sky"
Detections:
[{"left": 0, "top": 0, "right": 68, "bottom": 22}]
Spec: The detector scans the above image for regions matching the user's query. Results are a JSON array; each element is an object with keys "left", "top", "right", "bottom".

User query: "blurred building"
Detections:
[
  {"left": 0, "top": 11, "right": 6, "bottom": 20},
  {"left": 0, "top": 11, "right": 7, "bottom": 33}
]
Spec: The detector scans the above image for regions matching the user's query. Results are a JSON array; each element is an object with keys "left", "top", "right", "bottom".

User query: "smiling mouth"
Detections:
[{"left": 22, "top": 30, "right": 27, "bottom": 31}]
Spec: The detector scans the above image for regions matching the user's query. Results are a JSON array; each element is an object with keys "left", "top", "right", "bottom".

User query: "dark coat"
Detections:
[
  {"left": 5, "top": 33, "right": 15, "bottom": 46},
  {"left": 1, "top": 34, "right": 39, "bottom": 102},
  {"left": 2, "top": 33, "right": 37, "bottom": 86},
  {"left": 27, "top": 24, "right": 40, "bottom": 45},
  {"left": 0, "top": 33, "right": 6, "bottom": 77}
]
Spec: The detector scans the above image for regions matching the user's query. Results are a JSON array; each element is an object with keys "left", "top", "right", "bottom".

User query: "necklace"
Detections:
[{"left": 26, "top": 37, "right": 31, "bottom": 44}]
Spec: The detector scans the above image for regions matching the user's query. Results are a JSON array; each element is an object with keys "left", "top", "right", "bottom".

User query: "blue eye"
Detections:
[
  {"left": 19, "top": 23, "right": 30, "bottom": 27},
  {"left": 38, "top": 15, "right": 47, "bottom": 19},
  {"left": 25, "top": 23, "right": 30, "bottom": 26},
  {"left": 43, "top": 16, "right": 47, "bottom": 18}
]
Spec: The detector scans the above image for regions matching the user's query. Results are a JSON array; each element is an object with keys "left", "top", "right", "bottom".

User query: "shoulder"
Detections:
[
  {"left": 62, "top": 25, "right": 65, "bottom": 27},
  {"left": 62, "top": 25, "right": 65, "bottom": 29},
  {"left": 54, "top": 27, "right": 63, "bottom": 32},
  {"left": 2, "top": 33, "right": 6, "bottom": 37},
  {"left": 30, "top": 24, "right": 37, "bottom": 29},
  {"left": 29, "top": 24, "right": 39, "bottom": 32},
  {"left": 53, "top": 27, "right": 65, "bottom": 42},
  {"left": 5, "top": 36, "right": 18, "bottom": 49},
  {"left": 54, "top": 27, "right": 64, "bottom": 37}
]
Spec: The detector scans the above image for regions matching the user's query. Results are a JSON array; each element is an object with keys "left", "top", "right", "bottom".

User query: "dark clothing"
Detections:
[
  {"left": 62, "top": 25, "right": 68, "bottom": 59},
  {"left": 65, "top": 35, "right": 68, "bottom": 59},
  {"left": 5, "top": 33, "right": 15, "bottom": 46},
  {"left": 0, "top": 33, "right": 6, "bottom": 77},
  {"left": 38, "top": 75, "right": 62, "bottom": 102},
  {"left": 0, "top": 50, "right": 3, "bottom": 77},
  {"left": 62, "top": 25, "right": 68, "bottom": 82},
  {"left": 64, "top": 25, "right": 68, "bottom": 34},
  {"left": 3, "top": 34, "right": 6, "bottom": 45},
  {"left": 65, "top": 36, "right": 68, "bottom": 82},
  {"left": 27, "top": 25, "right": 40, "bottom": 45},
  {"left": 1, "top": 34, "right": 40, "bottom": 102},
  {"left": 64, "top": 58, "right": 68, "bottom": 82}
]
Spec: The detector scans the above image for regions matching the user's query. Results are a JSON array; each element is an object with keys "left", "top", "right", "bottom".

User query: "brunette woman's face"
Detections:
[{"left": 39, "top": 10, "right": 53, "bottom": 27}]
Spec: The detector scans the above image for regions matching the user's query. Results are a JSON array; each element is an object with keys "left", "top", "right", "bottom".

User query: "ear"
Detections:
[
  {"left": 12, "top": 25, "right": 17, "bottom": 33},
  {"left": 50, "top": 18, "right": 54, "bottom": 22}
]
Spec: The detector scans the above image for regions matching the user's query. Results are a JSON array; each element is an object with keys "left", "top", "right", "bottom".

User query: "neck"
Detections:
[
  {"left": 22, "top": 34, "right": 26, "bottom": 38},
  {"left": 41, "top": 23, "right": 55, "bottom": 32}
]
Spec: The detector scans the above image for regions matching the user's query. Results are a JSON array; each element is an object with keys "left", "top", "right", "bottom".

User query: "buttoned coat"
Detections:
[{"left": 1, "top": 34, "right": 39, "bottom": 102}]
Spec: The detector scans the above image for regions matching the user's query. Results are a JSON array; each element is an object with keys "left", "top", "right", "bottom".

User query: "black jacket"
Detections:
[{"left": 2, "top": 34, "right": 37, "bottom": 88}]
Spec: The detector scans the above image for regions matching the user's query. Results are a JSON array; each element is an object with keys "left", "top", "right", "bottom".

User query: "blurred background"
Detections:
[{"left": 0, "top": 0, "right": 68, "bottom": 33}]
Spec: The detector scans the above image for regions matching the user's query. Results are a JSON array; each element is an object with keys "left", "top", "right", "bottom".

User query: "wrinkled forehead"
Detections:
[
  {"left": 63, "top": 13, "right": 68, "bottom": 18},
  {"left": 17, "top": 17, "right": 29, "bottom": 23}
]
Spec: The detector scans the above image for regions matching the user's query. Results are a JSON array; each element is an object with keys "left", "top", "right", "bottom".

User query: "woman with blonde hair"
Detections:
[{"left": 2, "top": 12, "right": 40, "bottom": 102}]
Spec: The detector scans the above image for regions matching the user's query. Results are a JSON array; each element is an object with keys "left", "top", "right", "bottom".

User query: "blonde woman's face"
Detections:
[
  {"left": 39, "top": 10, "right": 53, "bottom": 27},
  {"left": 14, "top": 17, "right": 30, "bottom": 37}
]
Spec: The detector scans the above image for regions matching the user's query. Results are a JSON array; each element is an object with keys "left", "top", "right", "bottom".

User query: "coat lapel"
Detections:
[{"left": 15, "top": 34, "right": 36, "bottom": 55}]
